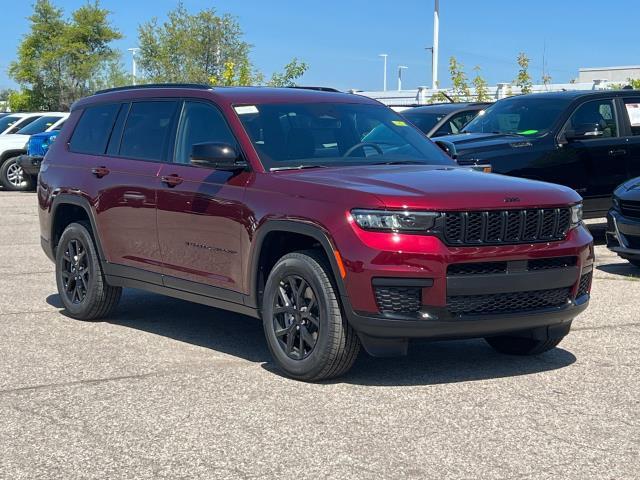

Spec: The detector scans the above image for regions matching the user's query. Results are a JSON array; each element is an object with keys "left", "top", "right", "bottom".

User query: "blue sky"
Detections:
[{"left": 1, "top": 0, "right": 639, "bottom": 91}]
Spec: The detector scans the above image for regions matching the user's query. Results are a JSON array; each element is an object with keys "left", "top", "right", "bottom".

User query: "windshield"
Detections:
[
  {"left": 463, "top": 97, "right": 570, "bottom": 136},
  {"left": 0, "top": 115, "right": 23, "bottom": 133},
  {"left": 17, "top": 115, "right": 63, "bottom": 135},
  {"left": 401, "top": 111, "right": 446, "bottom": 134},
  {"left": 235, "top": 103, "right": 454, "bottom": 170}
]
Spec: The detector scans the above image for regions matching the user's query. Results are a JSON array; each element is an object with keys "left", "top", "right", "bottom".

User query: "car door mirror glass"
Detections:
[
  {"left": 434, "top": 140, "right": 457, "bottom": 159},
  {"left": 190, "top": 142, "right": 246, "bottom": 170}
]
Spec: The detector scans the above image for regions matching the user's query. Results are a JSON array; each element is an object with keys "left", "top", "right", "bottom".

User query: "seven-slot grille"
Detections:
[
  {"left": 619, "top": 200, "right": 640, "bottom": 220},
  {"left": 443, "top": 208, "right": 571, "bottom": 245}
]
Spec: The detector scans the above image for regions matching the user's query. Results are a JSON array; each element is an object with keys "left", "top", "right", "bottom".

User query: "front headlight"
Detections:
[
  {"left": 570, "top": 203, "right": 583, "bottom": 228},
  {"left": 351, "top": 209, "right": 439, "bottom": 232}
]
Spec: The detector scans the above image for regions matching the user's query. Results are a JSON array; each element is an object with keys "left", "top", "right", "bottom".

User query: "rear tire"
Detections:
[
  {"left": 0, "top": 157, "right": 33, "bottom": 191},
  {"left": 485, "top": 334, "right": 564, "bottom": 355},
  {"left": 55, "top": 222, "right": 121, "bottom": 320},
  {"left": 262, "top": 250, "right": 360, "bottom": 381}
]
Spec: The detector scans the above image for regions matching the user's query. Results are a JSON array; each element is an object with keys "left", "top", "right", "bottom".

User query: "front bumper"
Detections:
[
  {"left": 16, "top": 155, "right": 43, "bottom": 176},
  {"left": 335, "top": 224, "right": 593, "bottom": 355},
  {"left": 606, "top": 209, "right": 640, "bottom": 260}
]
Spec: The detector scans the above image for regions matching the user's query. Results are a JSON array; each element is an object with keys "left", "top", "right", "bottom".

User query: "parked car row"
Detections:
[
  {"left": 0, "top": 111, "right": 68, "bottom": 190},
  {"left": 398, "top": 91, "right": 640, "bottom": 268}
]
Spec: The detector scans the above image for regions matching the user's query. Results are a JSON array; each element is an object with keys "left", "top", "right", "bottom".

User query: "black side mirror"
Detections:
[
  {"left": 565, "top": 123, "right": 605, "bottom": 142},
  {"left": 190, "top": 142, "right": 247, "bottom": 171},
  {"left": 435, "top": 139, "right": 458, "bottom": 159}
]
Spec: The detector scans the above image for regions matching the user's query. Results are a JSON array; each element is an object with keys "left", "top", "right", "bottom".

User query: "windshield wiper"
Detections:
[{"left": 270, "top": 165, "right": 329, "bottom": 172}]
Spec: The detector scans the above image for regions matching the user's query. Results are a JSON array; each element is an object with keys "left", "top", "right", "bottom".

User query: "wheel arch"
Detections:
[
  {"left": 50, "top": 194, "right": 106, "bottom": 261},
  {"left": 0, "top": 150, "right": 27, "bottom": 164},
  {"left": 247, "top": 220, "right": 348, "bottom": 309}
]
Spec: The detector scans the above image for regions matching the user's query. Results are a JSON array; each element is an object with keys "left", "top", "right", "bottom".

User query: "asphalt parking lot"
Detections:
[{"left": 0, "top": 190, "right": 638, "bottom": 480}]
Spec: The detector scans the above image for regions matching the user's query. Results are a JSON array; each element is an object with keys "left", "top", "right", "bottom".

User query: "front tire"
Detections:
[
  {"left": 0, "top": 157, "right": 33, "bottom": 191},
  {"left": 262, "top": 250, "right": 360, "bottom": 381},
  {"left": 55, "top": 222, "right": 121, "bottom": 320},
  {"left": 485, "top": 333, "right": 564, "bottom": 355}
]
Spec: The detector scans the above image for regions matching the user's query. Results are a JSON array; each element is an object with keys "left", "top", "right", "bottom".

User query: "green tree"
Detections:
[
  {"left": 515, "top": 52, "right": 533, "bottom": 94},
  {"left": 449, "top": 56, "right": 471, "bottom": 102},
  {"left": 472, "top": 65, "right": 490, "bottom": 102},
  {"left": 268, "top": 58, "right": 309, "bottom": 87},
  {"left": 137, "top": 3, "right": 307, "bottom": 86},
  {"left": 8, "top": 90, "right": 32, "bottom": 111},
  {"left": 9, "top": 0, "right": 122, "bottom": 110}
]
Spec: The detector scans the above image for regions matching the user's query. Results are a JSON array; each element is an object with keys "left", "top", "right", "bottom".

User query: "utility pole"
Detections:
[
  {"left": 127, "top": 47, "right": 140, "bottom": 85},
  {"left": 432, "top": 0, "right": 439, "bottom": 90},
  {"left": 397, "top": 65, "right": 408, "bottom": 91},
  {"left": 379, "top": 53, "right": 388, "bottom": 91},
  {"left": 425, "top": 46, "right": 434, "bottom": 89}
]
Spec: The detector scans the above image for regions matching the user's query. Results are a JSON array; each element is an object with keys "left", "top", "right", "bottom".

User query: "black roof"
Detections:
[
  {"left": 501, "top": 89, "right": 640, "bottom": 101},
  {"left": 403, "top": 102, "right": 491, "bottom": 115}
]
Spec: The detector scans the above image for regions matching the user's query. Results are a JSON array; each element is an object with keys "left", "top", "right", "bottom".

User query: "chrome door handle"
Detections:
[
  {"left": 91, "top": 166, "right": 110, "bottom": 178},
  {"left": 608, "top": 149, "right": 627, "bottom": 157}
]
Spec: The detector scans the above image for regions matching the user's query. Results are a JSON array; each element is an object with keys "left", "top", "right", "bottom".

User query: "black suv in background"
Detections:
[
  {"left": 401, "top": 102, "right": 490, "bottom": 137},
  {"left": 607, "top": 176, "right": 640, "bottom": 267},
  {"left": 434, "top": 91, "right": 640, "bottom": 218}
]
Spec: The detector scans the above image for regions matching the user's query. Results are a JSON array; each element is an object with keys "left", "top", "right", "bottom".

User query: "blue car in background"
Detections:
[{"left": 16, "top": 130, "right": 59, "bottom": 181}]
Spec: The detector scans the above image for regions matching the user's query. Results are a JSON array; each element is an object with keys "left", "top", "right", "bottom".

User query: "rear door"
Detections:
[
  {"left": 69, "top": 100, "right": 179, "bottom": 275},
  {"left": 156, "top": 100, "right": 250, "bottom": 297},
  {"left": 619, "top": 96, "right": 640, "bottom": 180},
  {"left": 559, "top": 97, "right": 628, "bottom": 216}
]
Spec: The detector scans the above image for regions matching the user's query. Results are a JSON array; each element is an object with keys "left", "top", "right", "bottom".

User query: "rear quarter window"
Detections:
[{"left": 69, "top": 104, "right": 120, "bottom": 155}]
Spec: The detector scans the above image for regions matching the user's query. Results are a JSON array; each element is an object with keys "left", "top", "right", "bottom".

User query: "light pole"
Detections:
[
  {"left": 432, "top": 0, "right": 439, "bottom": 90},
  {"left": 425, "top": 46, "right": 434, "bottom": 89},
  {"left": 127, "top": 47, "right": 140, "bottom": 85},
  {"left": 397, "top": 65, "right": 408, "bottom": 91},
  {"left": 379, "top": 53, "right": 388, "bottom": 91}
]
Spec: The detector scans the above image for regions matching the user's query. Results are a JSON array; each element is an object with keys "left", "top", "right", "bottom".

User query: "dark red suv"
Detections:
[{"left": 38, "top": 84, "right": 593, "bottom": 381}]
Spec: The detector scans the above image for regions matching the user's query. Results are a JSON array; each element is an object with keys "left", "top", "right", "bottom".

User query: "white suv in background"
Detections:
[
  {"left": 0, "top": 112, "right": 47, "bottom": 135},
  {"left": 0, "top": 113, "right": 68, "bottom": 191}
]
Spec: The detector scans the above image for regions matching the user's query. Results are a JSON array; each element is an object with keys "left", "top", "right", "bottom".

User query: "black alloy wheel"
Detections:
[
  {"left": 60, "top": 238, "right": 90, "bottom": 304},
  {"left": 273, "top": 274, "right": 320, "bottom": 360}
]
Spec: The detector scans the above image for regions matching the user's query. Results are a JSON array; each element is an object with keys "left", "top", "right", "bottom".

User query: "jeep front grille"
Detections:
[{"left": 443, "top": 208, "right": 571, "bottom": 246}]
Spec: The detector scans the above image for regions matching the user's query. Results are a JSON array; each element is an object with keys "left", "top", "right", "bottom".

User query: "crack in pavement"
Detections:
[{"left": 0, "top": 371, "right": 173, "bottom": 396}]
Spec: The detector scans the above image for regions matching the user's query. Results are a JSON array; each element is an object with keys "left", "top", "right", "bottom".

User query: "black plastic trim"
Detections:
[
  {"left": 49, "top": 194, "right": 106, "bottom": 260},
  {"left": 247, "top": 220, "right": 349, "bottom": 309},
  {"left": 446, "top": 266, "right": 579, "bottom": 296}
]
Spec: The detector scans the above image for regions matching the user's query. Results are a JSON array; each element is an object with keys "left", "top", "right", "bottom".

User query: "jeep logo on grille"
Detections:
[{"left": 504, "top": 197, "right": 521, "bottom": 203}]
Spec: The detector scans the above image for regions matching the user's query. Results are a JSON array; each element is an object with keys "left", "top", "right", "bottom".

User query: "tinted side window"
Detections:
[
  {"left": 174, "top": 101, "right": 237, "bottom": 165},
  {"left": 567, "top": 99, "right": 618, "bottom": 138},
  {"left": 8, "top": 116, "right": 40, "bottom": 134},
  {"left": 623, "top": 98, "right": 640, "bottom": 136},
  {"left": 70, "top": 104, "right": 120, "bottom": 154},
  {"left": 120, "top": 101, "right": 179, "bottom": 161}
]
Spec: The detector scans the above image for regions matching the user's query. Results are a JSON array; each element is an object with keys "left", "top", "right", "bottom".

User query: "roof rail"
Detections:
[
  {"left": 94, "top": 83, "right": 212, "bottom": 95},
  {"left": 287, "top": 86, "right": 341, "bottom": 93}
]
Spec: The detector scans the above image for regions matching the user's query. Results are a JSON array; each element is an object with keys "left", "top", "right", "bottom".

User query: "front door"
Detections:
[
  {"left": 156, "top": 100, "right": 250, "bottom": 299},
  {"left": 560, "top": 98, "right": 628, "bottom": 216}
]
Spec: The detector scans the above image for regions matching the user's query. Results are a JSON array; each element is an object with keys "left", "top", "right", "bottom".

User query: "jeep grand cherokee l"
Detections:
[
  {"left": 434, "top": 90, "right": 640, "bottom": 219},
  {"left": 606, "top": 176, "right": 640, "bottom": 267},
  {"left": 37, "top": 84, "right": 593, "bottom": 381}
]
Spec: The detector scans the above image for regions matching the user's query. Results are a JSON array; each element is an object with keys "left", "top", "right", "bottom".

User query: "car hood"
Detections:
[
  {"left": 435, "top": 132, "right": 536, "bottom": 156},
  {"left": 0, "top": 134, "right": 30, "bottom": 151},
  {"left": 614, "top": 177, "right": 640, "bottom": 199},
  {"left": 279, "top": 165, "right": 580, "bottom": 210}
]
